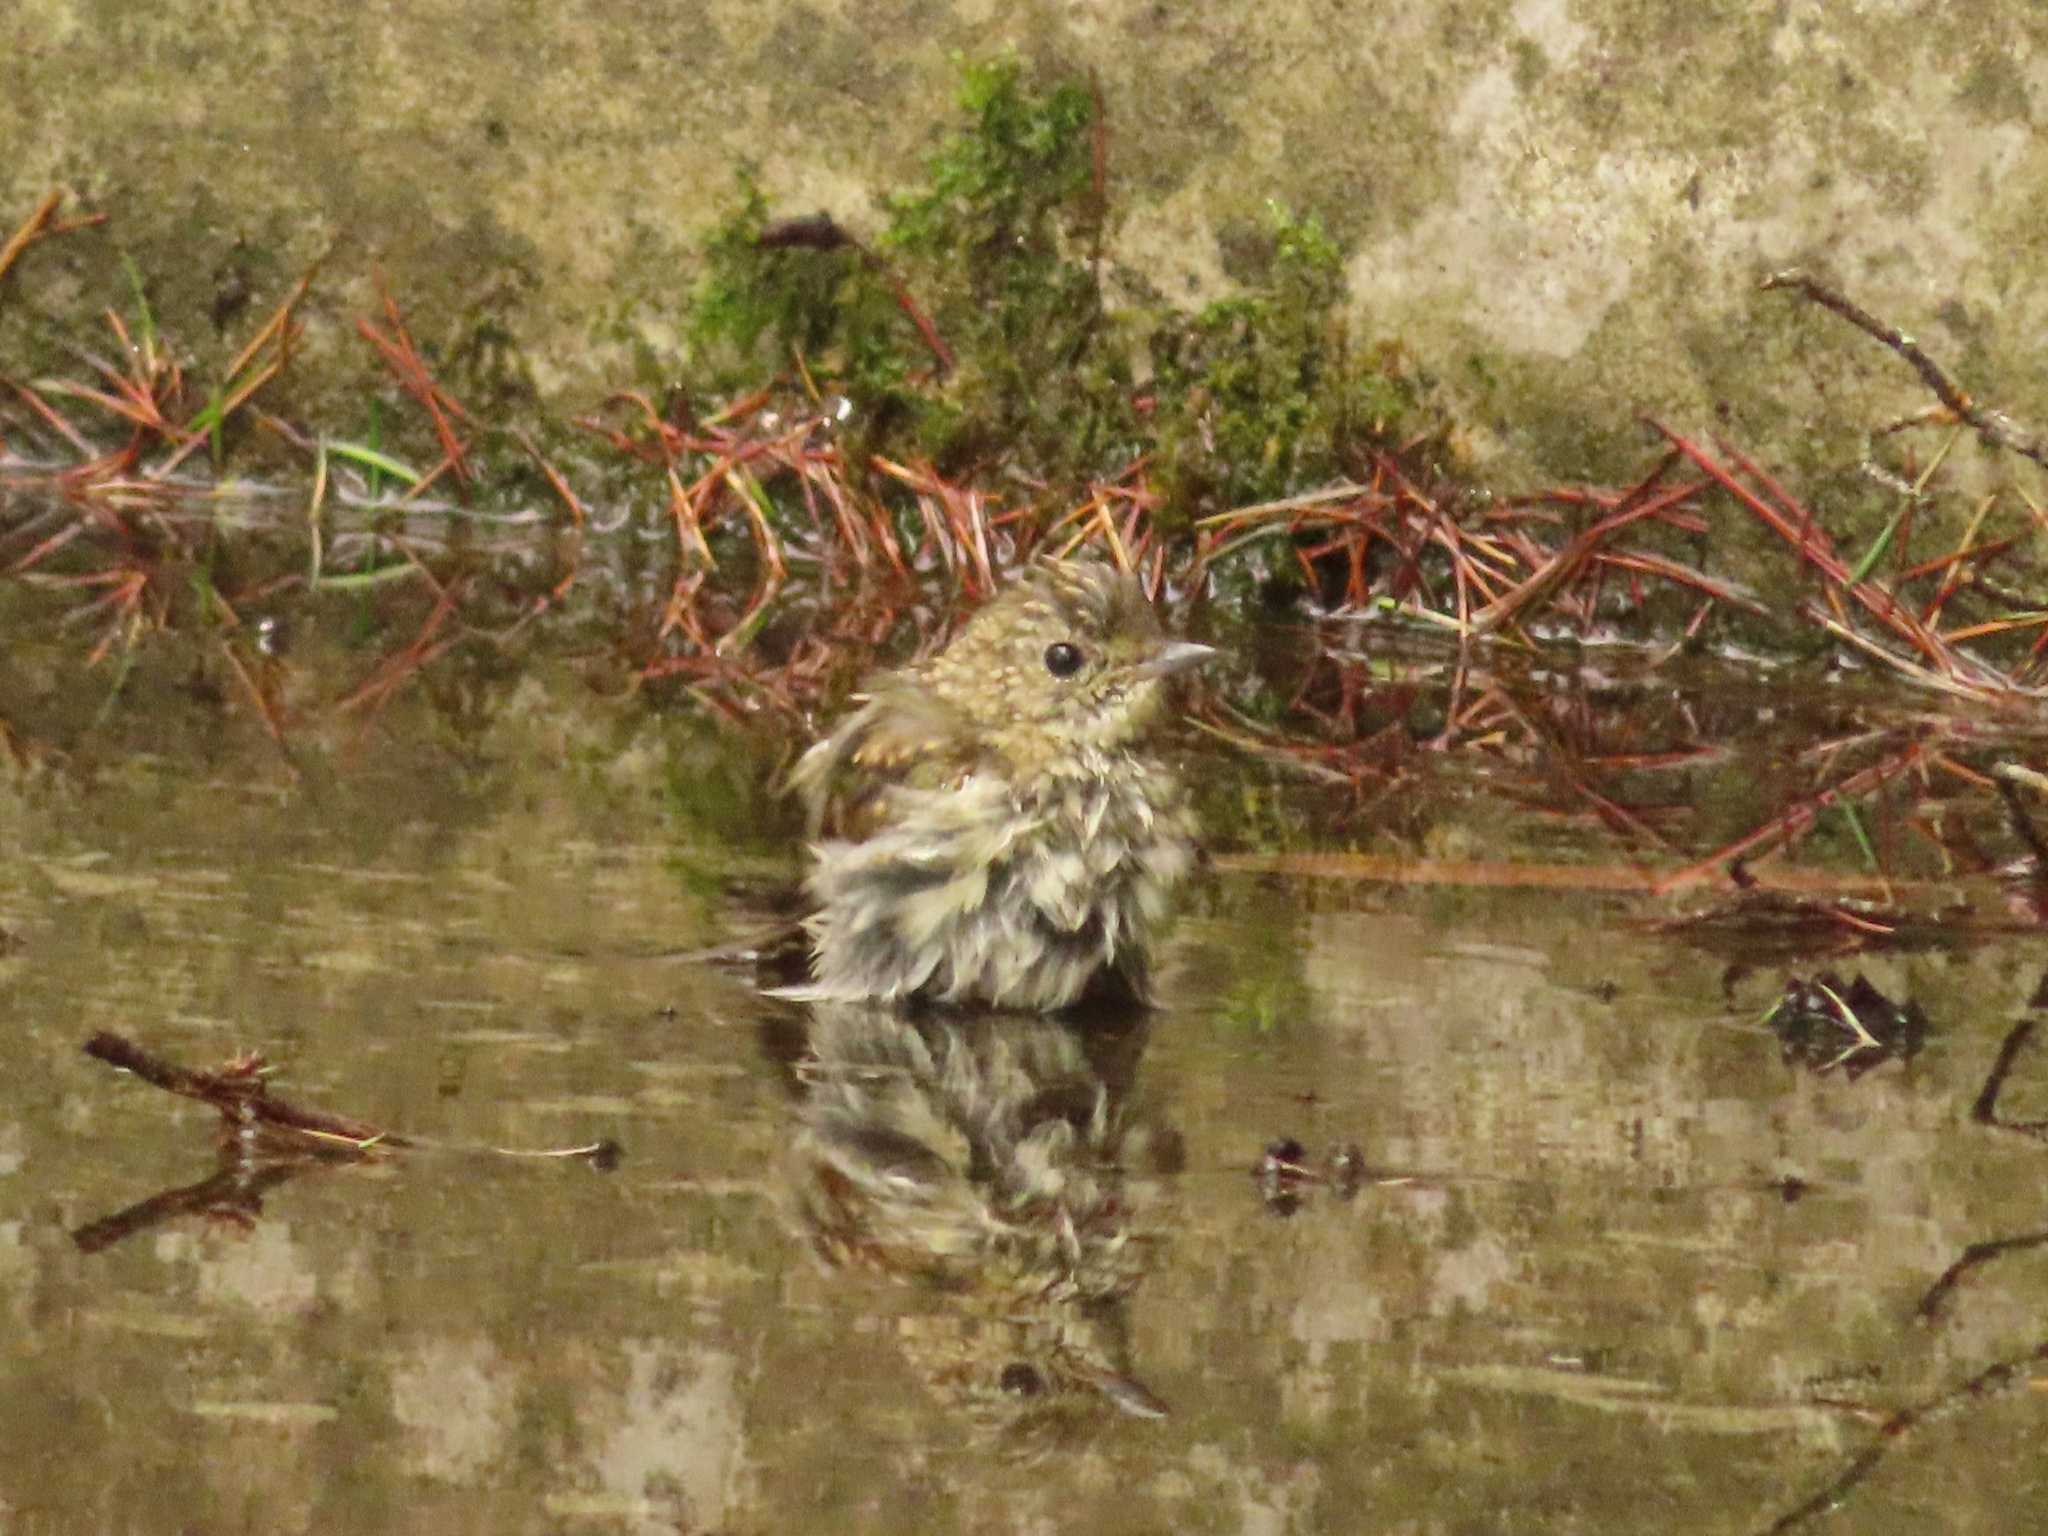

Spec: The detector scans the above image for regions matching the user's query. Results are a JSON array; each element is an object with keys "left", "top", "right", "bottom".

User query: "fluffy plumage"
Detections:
[{"left": 786, "top": 561, "right": 1212, "bottom": 1012}]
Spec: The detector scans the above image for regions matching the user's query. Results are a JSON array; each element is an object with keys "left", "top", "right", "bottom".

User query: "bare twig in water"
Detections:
[
  {"left": 1760, "top": 1337, "right": 2048, "bottom": 1535},
  {"left": 1915, "top": 1225, "right": 2048, "bottom": 1323},
  {"left": 1761, "top": 269, "right": 2048, "bottom": 471},
  {"left": 84, "top": 1031, "right": 410, "bottom": 1152},
  {"left": 1968, "top": 1020, "right": 2048, "bottom": 1141},
  {"left": 81, "top": 1031, "right": 621, "bottom": 1166}
]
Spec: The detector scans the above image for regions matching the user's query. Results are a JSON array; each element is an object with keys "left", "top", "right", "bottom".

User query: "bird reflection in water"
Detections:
[{"left": 768, "top": 1002, "right": 1174, "bottom": 1441}]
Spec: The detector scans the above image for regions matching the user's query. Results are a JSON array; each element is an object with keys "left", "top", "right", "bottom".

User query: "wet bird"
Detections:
[{"left": 785, "top": 560, "right": 1213, "bottom": 1012}]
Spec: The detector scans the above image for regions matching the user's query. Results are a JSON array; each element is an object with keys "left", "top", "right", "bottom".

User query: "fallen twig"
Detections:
[
  {"left": 1969, "top": 1020, "right": 2048, "bottom": 1141},
  {"left": 81, "top": 1030, "right": 623, "bottom": 1166},
  {"left": 0, "top": 189, "right": 106, "bottom": 286},
  {"left": 84, "top": 1030, "right": 408, "bottom": 1151},
  {"left": 1916, "top": 1225, "right": 2048, "bottom": 1323},
  {"left": 1760, "top": 1336, "right": 2048, "bottom": 1535},
  {"left": 1763, "top": 269, "right": 2048, "bottom": 470}
]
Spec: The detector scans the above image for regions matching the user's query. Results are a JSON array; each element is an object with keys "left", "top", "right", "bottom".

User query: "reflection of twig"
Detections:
[
  {"left": 1759, "top": 1338, "right": 2048, "bottom": 1535},
  {"left": 330, "top": 573, "right": 468, "bottom": 720},
  {"left": 1490, "top": 687, "right": 1677, "bottom": 854},
  {"left": 71, "top": 1156, "right": 322, "bottom": 1253},
  {"left": 1651, "top": 737, "right": 1928, "bottom": 894},
  {"left": 1916, "top": 1228, "right": 2048, "bottom": 1323},
  {"left": 1969, "top": 1020, "right": 2048, "bottom": 1140},
  {"left": 1994, "top": 768, "right": 2048, "bottom": 866},
  {"left": 1761, "top": 269, "right": 2048, "bottom": 470}
]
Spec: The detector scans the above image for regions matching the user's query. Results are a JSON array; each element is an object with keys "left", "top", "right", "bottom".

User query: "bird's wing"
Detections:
[{"left": 787, "top": 683, "right": 986, "bottom": 839}]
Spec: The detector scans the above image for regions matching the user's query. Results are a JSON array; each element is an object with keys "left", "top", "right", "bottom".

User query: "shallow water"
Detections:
[{"left": 3, "top": 574, "right": 2046, "bottom": 1535}]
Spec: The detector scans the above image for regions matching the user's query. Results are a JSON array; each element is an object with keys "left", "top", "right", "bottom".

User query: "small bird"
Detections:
[{"left": 785, "top": 560, "right": 1214, "bottom": 1012}]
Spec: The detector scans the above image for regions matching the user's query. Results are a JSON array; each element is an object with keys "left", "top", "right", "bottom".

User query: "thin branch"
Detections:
[
  {"left": 1761, "top": 269, "right": 2048, "bottom": 469},
  {"left": 84, "top": 1031, "right": 407, "bottom": 1150},
  {"left": 1759, "top": 1338, "right": 2048, "bottom": 1535},
  {"left": 0, "top": 189, "right": 106, "bottom": 285}
]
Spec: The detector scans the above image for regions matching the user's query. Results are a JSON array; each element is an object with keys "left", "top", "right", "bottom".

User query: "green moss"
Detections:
[
  {"left": 1149, "top": 202, "right": 1406, "bottom": 520},
  {"left": 1955, "top": 50, "right": 2031, "bottom": 124},
  {"left": 687, "top": 176, "right": 911, "bottom": 399},
  {"left": 682, "top": 58, "right": 1108, "bottom": 476},
  {"left": 677, "top": 59, "right": 1425, "bottom": 537}
]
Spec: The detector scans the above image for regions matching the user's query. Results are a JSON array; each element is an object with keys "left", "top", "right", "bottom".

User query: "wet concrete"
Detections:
[{"left": 8, "top": 2, "right": 2048, "bottom": 490}]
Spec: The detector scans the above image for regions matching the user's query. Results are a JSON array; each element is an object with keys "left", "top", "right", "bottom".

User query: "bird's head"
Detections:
[{"left": 921, "top": 561, "right": 1214, "bottom": 778}]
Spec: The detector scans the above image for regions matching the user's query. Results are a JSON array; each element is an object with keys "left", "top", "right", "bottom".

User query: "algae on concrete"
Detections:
[{"left": 6, "top": 1, "right": 2048, "bottom": 560}]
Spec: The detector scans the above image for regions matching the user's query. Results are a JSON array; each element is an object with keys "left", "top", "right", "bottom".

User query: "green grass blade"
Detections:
[
  {"left": 322, "top": 439, "right": 421, "bottom": 486},
  {"left": 1846, "top": 508, "right": 1903, "bottom": 586},
  {"left": 119, "top": 253, "right": 158, "bottom": 359},
  {"left": 314, "top": 563, "right": 426, "bottom": 590},
  {"left": 1836, "top": 802, "right": 1878, "bottom": 872}
]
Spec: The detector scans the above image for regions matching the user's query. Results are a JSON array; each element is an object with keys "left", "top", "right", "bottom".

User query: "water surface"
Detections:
[{"left": 2, "top": 568, "right": 2045, "bottom": 1536}]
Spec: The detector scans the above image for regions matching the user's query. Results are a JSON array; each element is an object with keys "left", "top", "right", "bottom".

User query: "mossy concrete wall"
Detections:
[{"left": 6, "top": 0, "right": 2045, "bottom": 492}]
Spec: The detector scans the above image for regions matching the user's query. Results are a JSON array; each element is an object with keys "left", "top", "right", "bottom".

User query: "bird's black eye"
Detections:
[
  {"left": 999, "top": 1363, "right": 1045, "bottom": 1397},
  {"left": 1043, "top": 641, "right": 1085, "bottom": 678}
]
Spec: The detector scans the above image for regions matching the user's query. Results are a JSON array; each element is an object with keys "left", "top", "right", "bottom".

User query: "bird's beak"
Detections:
[
  {"left": 1071, "top": 1360, "right": 1172, "bottom": 1419},
  {"left": 1140, "top": 640, "right": 1217, "bottom": 679}
]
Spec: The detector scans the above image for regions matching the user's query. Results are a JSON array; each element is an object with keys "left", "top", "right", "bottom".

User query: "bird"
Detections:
[{"left": 783, "top": 559, "right": 1214, "bottom": 1013}]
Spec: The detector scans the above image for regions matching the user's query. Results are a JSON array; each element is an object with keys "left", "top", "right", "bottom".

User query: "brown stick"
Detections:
[
  {"left": 83, "top": 1031, "right": 408, "bottom": 1150},
  {"left": 357, "top": 282, "right": 474, "bottom": 489},
  {"left": 1759, "top": 1337, "right": 2048, "bottom": 1534},
  {"left": 0, "top": 190, "right": 107, "bottom": 285},
  {"left": 754, "top": 213, "right": 955, "bottom": 377},
  {"left": 81, "top": 1031, "right": 623, "bottom": 1169},
  {"left": 1761, "top": 269, "right": 2048, "bottom": 470}
]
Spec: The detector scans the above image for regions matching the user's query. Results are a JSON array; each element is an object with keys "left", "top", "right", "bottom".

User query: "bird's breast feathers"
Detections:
[{"left": 796, "top": 761, "right": 1194, "bottom": 1010}]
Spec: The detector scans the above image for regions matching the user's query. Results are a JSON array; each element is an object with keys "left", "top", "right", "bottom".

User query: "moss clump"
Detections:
[
  {"left": 881, "top": 59, "right": 1107, "bottom": 467},
  {"left": 1147, "top": 201, "right": 1422, "bottom": 523},
  {"left": 687, "top": 176, "right": 914, "bottom": 404},
  {"left": 681, "top": 58, "right": 1426, "bottom": 522}
]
